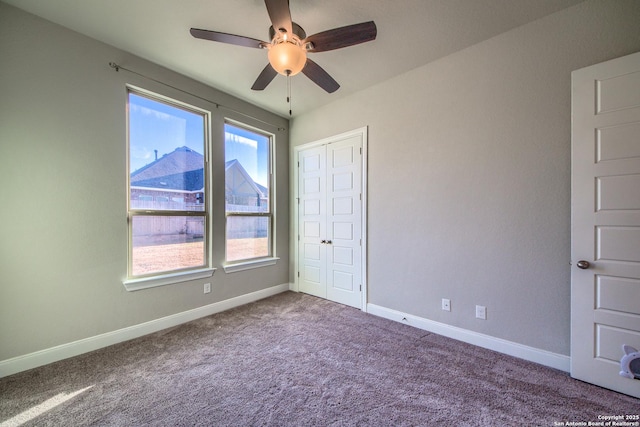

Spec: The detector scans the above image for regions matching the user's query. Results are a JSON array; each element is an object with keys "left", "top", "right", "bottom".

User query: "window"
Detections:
[
  {"left": 224, "top": 122, "right": 273, "bottom": 264},
  {"left": 126, "top": 89, "right": 211, "bottom": 287}
]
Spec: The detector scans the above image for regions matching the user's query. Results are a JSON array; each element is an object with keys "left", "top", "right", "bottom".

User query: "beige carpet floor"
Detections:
[{"left": 1, "top": 291, "right": 637, "bottom": 426}]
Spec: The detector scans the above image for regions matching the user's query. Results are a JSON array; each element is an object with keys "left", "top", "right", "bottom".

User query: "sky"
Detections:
[{"left": 129, "top": 93, "right": 270, "bottom": 186}]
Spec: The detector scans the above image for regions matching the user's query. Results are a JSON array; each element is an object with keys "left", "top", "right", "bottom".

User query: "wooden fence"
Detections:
[{"left": 130, "top": 201, "right": 268, "bottom": 239}]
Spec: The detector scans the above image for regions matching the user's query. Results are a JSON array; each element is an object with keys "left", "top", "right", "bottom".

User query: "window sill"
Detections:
[
  {"left": 122, "top": 268, "right": 216, "bottom": 292},
  {"left": 223, "top": 257, "right": 279, "bottom": 274}
]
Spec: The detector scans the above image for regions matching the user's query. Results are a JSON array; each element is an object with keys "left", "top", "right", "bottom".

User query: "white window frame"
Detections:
[
  {"left": 223, "top": 120, "right": 278, "bottom": 273},
  {"left": 123, "top": 87, "right": 214, "bottom": 291}
]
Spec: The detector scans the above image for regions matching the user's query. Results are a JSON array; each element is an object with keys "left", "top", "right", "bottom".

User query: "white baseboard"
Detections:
[
  {"left": 367, "top": 303, "right": 570, "bottom": 372},
  {"left": 0, "top": 283, "right": 290, "bottom": 378}
]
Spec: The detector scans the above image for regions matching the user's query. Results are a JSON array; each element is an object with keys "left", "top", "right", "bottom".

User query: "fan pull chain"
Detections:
[{"left": 286, "top": 72, "right": 292, "bottom": 116}]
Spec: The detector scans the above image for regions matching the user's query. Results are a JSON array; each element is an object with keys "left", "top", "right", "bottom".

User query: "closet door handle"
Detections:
[
  {"left": 321, "top": 240, "right": 326, "bottom": 244},
  {"left": 326, "top": 240, "right": 332, "bottom": 245},
  {"left": 577, "top": 260, "right": 590, "bottom": 269}
]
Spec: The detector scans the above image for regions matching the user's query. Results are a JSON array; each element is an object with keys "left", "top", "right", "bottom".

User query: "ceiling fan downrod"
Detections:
[{"left": 287, "top": 71, "right": 292, "bottom": 116}]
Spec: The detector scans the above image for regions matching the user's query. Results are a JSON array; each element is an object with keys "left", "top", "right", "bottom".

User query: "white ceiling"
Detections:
[{"left": 5, "top": 0, "right": 585, "bottom": 118}]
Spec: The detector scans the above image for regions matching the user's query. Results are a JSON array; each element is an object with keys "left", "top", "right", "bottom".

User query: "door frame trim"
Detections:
[{"left": 292, "top": 127, "right": 368, "bottom": 311}]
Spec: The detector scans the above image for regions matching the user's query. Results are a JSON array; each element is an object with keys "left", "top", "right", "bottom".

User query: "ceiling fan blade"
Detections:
[
  {"left": 264, "top": 0, "right": 293, "bottom": 36},
  {"left": 190, "top": 28, "right": 267, "bottom": 49},
  {"left": 251, "top": 64, "right": 278, "bottom": 91},
  {"left": 302, "top": 59, "right": 340, "bottom": 93},
  {"left": 304, "top": 21, "right": 377, "bottom": 53}
]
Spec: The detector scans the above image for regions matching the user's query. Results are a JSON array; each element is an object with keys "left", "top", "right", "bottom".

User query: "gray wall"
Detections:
[
  {"left": 290, "top": 0, "right": 640, "bottom": 355},
  {"left": 0, "top": 3, "right": 289, "bottom": 361}
]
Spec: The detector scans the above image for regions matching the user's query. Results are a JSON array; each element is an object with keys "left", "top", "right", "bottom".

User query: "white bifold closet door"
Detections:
[{"left": 298, "top": 134, "right": 363, "bottom": 309}]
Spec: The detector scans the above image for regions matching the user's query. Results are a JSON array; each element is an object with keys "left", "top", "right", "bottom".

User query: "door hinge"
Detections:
[
  {"left": 359, "top": 284, "right": 362, "bottom": 292},
  {"left": 298, "top": 235, "right": 300, "bottom": 241},
  {"left": 359, "top": 147, "right": 362, "bottom": 155},
  {"left": 298, "top": 271, "right": 300, "bottom": 278}
]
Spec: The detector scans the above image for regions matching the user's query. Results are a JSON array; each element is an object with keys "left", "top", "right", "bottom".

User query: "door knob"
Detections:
[
  {"left": 577, "top": 260, "right": 590, "bottom": 269},
  {"left": 326, "top": 240, "right": 332, "bottom": 245},
  {"left": 320, "top": 240, "right": 326, "bottom": 244}
]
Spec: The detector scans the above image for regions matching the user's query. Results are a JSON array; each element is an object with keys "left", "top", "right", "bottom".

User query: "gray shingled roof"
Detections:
[
  {"left": 130, "top": 148, "right": 266, "bottom": 194},
  {"left": 131, "top": 146, "right": 204, "bottom": 192}
]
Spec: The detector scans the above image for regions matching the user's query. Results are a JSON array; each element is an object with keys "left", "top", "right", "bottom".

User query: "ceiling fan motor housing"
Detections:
[{"left": 269, "top": 22, "right": 306, "bottom": 42}]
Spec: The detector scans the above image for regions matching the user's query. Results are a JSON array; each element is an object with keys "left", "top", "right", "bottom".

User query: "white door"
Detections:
[
  {"left": 571, "top": 51, "right": 640, "bottom": 398},
  {"left": 298, "top": 132, "right": 364, "bottom": 309},
  {"left": 298, "top": 145, "right": 328, "bottom": 299}
]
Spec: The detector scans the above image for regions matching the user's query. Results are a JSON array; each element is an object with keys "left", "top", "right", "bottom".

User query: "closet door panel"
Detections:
[
  {"left": 326, "top": 136, "right": 362, "bottom": 308},
  {"left": 298, "top": 146, "right": 327, "bottom": 298}
]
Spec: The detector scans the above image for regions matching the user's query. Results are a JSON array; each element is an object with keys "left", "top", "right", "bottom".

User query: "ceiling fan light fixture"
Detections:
[{"left": 268, "top": 40, "right": 307, "bottom": 76}]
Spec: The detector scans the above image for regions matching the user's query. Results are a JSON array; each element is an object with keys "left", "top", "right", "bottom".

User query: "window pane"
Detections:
[
  {"left": 129, "top": 93, "right": 205, "bottom": 211},
  {"left": 131, "top": 216, "right": 205, "bottom": 276},
  {"left": 224, "top": 124, "right": 269, "bottom": 214},
  {"left": 127, "top": 90, "right": 209, "bottom": 280},
  {"left": 224, "top": 122, "right": 272, "bottom": 263},
  {"left": 226, "top": 216, "right": 270, "bottom": 262}
]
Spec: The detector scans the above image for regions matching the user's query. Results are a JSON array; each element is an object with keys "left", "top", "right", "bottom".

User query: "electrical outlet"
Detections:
[
  {"left": 204, "top": 283, "right": 211, "bottom": 294},
  {"left": 476, "top": 305, "right": 486, "bottom": 320},
  {"left": 441, "top": 298, "right": 451, "bottom": 311}
]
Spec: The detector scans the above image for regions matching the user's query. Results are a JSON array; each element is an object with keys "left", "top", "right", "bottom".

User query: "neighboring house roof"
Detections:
[
  {"left": 225, "top": 159, "right": 266, "bottom": 197},
  {"left": 131, "top": 169, "right": 204, "bottom": 192},
  {"left": 130, "top": 147, "right": 266, "bottom": 196},
  {"left": 131, "top": 146, "right": 204, "bottom": 192}
]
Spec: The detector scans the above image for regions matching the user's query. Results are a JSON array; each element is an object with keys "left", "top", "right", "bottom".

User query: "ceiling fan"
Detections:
[{"left": 190, "top": 0, "right": 377, "bottom": 94}]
